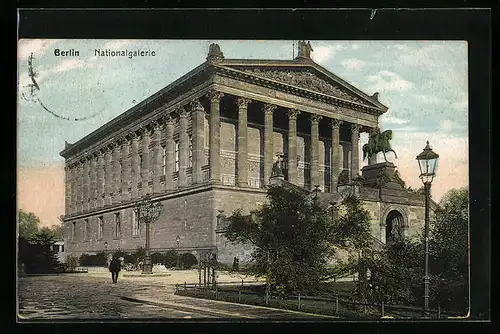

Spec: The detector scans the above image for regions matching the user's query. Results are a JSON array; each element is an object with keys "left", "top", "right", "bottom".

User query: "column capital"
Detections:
[
  {"left": 104, "top": 145, "right": 114, "bottom": 153},
  {"left": 236, "top": 97, "right": 252, "bottom": 108},
  {"left": 206, "top": 90, "right": 224, "bottom": 102},
  {"left": 179, "top": 108, "right": 190, "bottom": 119},
  {"left": 189, "top": 100, "right": 205, "bottom": 112},
  {"left": 310, "top": 114, "right": 323, "bottom": 124},
  {"left": 264, "top": 103, "right": 277, "bottom": 115},
  {"left": 351, "top": 123, "right": 362, "bottom": 133},
  {"left": 331, "top": 119, "right": 343, "bottom": 129},
  {"left": 287, "top": 108, "right": 300, "bottom": 119},
  {"left": 139, "top": 127, "right": 152, "bottom": 137}
]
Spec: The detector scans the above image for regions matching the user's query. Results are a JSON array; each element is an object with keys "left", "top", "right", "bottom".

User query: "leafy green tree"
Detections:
[
  {"left": 224, "top": 184, "right": 336, "bottom": 295},
  {"left": 429, "top": 187, "right": 468, "bottom": 312},
  {"left": 22, "top": 230, "right": 63, "bottom": 274},
  {"left": 163, "top": 250, "right": 179, "bottom": 268},
  {"left": 18, "top": 210, "right": 40, "bottom": 239}
]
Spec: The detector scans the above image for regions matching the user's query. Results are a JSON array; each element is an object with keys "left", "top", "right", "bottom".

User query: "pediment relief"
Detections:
[{"left": 242, "top": 68, "right": 369, "bottom": 105}]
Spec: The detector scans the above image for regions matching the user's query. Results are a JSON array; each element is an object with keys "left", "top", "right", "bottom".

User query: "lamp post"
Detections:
[
  {"left": 176, "top": 235, "right": 180, "bottom": 268},
  {"left": 416, "top": 141, "right": 439, "bottom": 318},
  {"left": 135, "top": 194, "right": 163, "bottom": 274},
  {"left": 104, "top": 241, "right": 108, "bottom": 267}
]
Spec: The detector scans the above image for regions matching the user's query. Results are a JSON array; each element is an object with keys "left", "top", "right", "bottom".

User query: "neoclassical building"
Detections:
[{"left": 60, "top": 41, "right": 433, "bottom": 264}]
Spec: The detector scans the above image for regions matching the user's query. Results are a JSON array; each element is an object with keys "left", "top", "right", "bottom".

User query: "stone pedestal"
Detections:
[{"left": 362, "top": 162, "right": 396, "bottom": 186}]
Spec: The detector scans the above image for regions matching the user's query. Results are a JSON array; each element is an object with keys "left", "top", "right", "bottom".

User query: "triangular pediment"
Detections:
[{"left": 219, "top": 61, "right": 387, "bottom": 112}]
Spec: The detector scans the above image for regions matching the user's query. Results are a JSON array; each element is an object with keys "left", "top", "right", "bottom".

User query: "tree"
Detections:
[
  {"left": 429, "top": 187, "right": 468, "bottom": 312},
  {"left": 18, "top": 210, "right": 40, "bottom": 239},
  {"left": 21, "top": 229, "right": 63, "bottom": 274},
  {"left": 224, "top": 184, "right": 336, "bottom": 295},
  {"left": 39, "top": 224, "right": 64, "bottom": 240}
]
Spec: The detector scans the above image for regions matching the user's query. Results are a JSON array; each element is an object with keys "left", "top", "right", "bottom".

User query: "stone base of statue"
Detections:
[
  {"left": 360, "top": 162, "right": 416, "bottom": 203},
  {"left": 142, "top": 256, "right": 153, "bottom": 274}
]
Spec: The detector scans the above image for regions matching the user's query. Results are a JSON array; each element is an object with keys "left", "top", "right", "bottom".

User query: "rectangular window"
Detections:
[
  {"left": 84, "top": 219, "right": 89, "bottom": 241},
  {"left": 98, "top": 216, "right": 103, "bottom": 240},
  {"left": 71, "top": 221, "right": 76, "bottom": 240},
  {"left": 162, "top": 146, "right": 166, "bottom": 176},
  {"left": 175, "top": 141, "right": 179, "bottom": 172},
  {"left": 132, "top": 209, "right": 139, "bottom": 236},
  {"left": 114, "top": 213, "right": 121, "bottom": 239},
  {"left": 189, "top": 136, "right": 193, "bottom": 168},
  {"left": 61, "top": 244, "right": 65, "bottom": 252}
]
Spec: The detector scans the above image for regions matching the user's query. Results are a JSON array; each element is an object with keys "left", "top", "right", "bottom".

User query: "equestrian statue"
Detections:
[{"left": 362, "top": 127, "right": 398, "bottom": 163}]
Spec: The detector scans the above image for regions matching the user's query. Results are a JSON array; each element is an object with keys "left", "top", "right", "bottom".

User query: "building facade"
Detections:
[{"left": 60, "top": 42, "right": 431, "bottom": 264}]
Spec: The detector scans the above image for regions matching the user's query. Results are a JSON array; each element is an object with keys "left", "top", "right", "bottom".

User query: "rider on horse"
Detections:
[{"left": 363, "top": 127, "right": 398, "bottom": 163}]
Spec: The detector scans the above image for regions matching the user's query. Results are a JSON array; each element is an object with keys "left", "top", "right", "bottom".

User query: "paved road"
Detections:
[
  {"left": 18, "top": 275, "right": 214, "bottom": 319},
  {"left": 18, "top": 274, "right": 335, "bottom": 320}
]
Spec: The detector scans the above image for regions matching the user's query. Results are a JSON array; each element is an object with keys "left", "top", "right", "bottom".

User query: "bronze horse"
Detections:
[{"left": 362, "top": 129, "right": 398, "bottom": 162}]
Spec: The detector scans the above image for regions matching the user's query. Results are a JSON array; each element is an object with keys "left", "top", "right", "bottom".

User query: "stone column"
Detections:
[
  {"left": 178, "top": 108, "right": 190, "bottom": 188},
  {"left": 152, "top": 122, "right": 163, "bottom": 193},
  {"left": 310, "top": 114, "right": 322, "bottom": 190},
  {"left": 263, "top": 103, "right": 276, "bottom": 186},
  {"left": 70, "top": 164, "right": 77, "bottom": 214},
  {"left": 76, "top": 162, "right": 84, "bottom": 213},
  {"left": 141, "top": 128, "right": 152, "bottom": 196},
  {"left": 207, "top": 90, "right": 224, "bottom": 183},
  {"left": 351, "top": 123, "right": 361, "bottom": 180},
  {"left": 82, "top": 158, "right": 90, "bottom": 211},
  {"left": 130, "top": 134, "right": 140, "bottom": 199},
  {"left": 236, "top": 97, "right": 250, "bottom": 187},
  {"left": 121, "top": 138, "right": 131, "bottom": 202},
  {"left": 64, "top": 165, "right": 70, "bottom": 215},
  {"left": 105, "top": 146, "right": 113, "bottom": 206},
  {"left": 113, "top": 142, "right": 122, "bottom": 204},
  {"left": 287, "top": 109, "right": 300, "bottom": 184},
  {"left": 330, "top": 119, "right": 343, "bottom": 192},
  {"left": 97, "top": 152, "right": 105, "bottom": 208},
  {"left": 89, "top": 155, "right": 97, "bottom": 209},
  {"left": 164, "top": 116, "right": 175, "bottom": 191},
  {"left": 190, "top": 100, "right": 205, "bottom": 184}
]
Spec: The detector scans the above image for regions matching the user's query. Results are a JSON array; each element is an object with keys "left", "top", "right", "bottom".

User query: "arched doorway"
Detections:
[{"left": 385, "top": 210, "right": 406, "bottom": 244}]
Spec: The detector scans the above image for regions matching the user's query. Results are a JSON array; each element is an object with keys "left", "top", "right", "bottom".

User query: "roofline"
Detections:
[
  {"left": 59, "top": 60, "right": 211, "bottom": 159},
  {"left": 220, "top": 58, "right": 389, "bottom": 112}
]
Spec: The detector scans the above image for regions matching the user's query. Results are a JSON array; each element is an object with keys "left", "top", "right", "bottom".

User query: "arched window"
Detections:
[
  {"left": 385, "top": 210, "right": 405, "bottom": 244},
  {"left": 175, "top": 141, "right": 180, "bottom": 172},
  {"left": 98, "top": 216, "right": 103, "bottom": 240}
]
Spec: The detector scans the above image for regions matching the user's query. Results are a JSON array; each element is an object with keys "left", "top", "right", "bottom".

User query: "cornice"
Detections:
[{"left": 214, "top": 65, "right": 385, "bottom": 116}]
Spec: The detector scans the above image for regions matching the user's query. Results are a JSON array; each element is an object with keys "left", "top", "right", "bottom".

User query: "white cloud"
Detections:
[
  {"left": 413, "top": 94, "right": 447, "bottom": 105},
  {"left": 366, "top": 70, "right": 413, "bottom": 92},
  {"left": 439, "top": 119, "right": 458, "bottom": 132},
  {"left": 360, "top": 130, "right": 468, "bottom": 202},
  {"left": 352, "top": 44, "right": 361, "bottom": 50},
  {"left": 311, "top": 44, "right": 346, "bottom": 63},
  {"left": 451, "top": 97, "right": 468, "bottom": 111},
  {"left": 341, "top": 58, "right": 365, "bottom": 70},
  {"left": 18, "top": 39, "right": 59, "bottom": 60},
  {"left": 380, "top": 115, "right": 409, "bottom": 125}
]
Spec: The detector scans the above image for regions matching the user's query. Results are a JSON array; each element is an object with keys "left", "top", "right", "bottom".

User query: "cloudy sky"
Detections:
[{"left": 17, "top": 39, "right": 468, "bottom": 227}]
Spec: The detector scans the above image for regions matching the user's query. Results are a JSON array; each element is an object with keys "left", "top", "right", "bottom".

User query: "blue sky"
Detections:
[{"left": 17, "top": 39, "right": 468, "bottom": 226}]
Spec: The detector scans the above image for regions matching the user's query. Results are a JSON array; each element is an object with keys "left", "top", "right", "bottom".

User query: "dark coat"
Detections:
[{"left": 108, "top": 258, "right": 121, "bottom": 272}]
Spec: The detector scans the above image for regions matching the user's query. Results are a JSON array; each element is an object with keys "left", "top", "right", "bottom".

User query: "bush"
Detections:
[
  {"left": 65, "top": 255, "right": 79, "bottom": 271},
  {"left": 163, "top": 250, "right": 178, "bottom": 268},
  {"left": 79, "top": 252, "right": 106, "bottom": 266},
  {"left": 179, "top": 253, "right": 198, "bottom": 269},
  {"left": 151, "top": 252, "right": 164, "bottom": 265}
]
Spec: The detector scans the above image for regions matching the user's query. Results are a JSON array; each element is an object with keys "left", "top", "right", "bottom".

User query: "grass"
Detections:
[{"left": 176, "top": 281, "right": 456, "bottom": 320}]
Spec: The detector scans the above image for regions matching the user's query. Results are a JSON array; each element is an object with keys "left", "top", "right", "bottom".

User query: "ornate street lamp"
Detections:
[
  {"left": 416, "top": 141, "right": 439, "bottom": 318},
  {"left": 135, "top": 194, "right": 163, "bottom": 274}
]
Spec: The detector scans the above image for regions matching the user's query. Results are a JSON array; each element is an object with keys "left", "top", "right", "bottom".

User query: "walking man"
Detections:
[{"left": 109, "top": 256, "right": 121, "bottom": 283}]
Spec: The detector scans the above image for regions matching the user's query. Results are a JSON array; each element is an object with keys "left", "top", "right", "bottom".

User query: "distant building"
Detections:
[
  {"left": 51, "top": 240, "right": 66, "bottom": 264},
  {"left": 60, "top": 41, "right": 436, "bottom": 265}
]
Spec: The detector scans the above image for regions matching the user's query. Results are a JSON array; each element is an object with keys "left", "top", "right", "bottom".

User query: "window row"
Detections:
[{"left": 69, "top": 211, "right": 142, "bottom": 242}]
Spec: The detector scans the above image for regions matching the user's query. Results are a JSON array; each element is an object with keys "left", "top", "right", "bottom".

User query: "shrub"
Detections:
[
  {"left": 65, "top": 255, "right": 78, "bottom": 271},
  {"left": 163, "top": 250, "right": 178, "bottom": 268},
  {"left": 179, "top": 253, "right": 198, "bottom": 269},
  {"left": 79, "top": 252, "right": 106, "bottom": 266},
  {"left": 151, "top": 252, "right": 164, "bottom": 265}
]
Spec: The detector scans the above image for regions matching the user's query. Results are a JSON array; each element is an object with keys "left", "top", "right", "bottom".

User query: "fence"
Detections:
[{"left": 175, "top": 281, "right": 464, "bottom": 319}]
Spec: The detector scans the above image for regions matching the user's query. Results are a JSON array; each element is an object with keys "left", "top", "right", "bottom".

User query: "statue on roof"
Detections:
[
  {"left": 207, "top": 43, "right": 224, "bottom": 62},
  {"left": 297, "top": 40, "right": 313, "bottom": 59}
]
